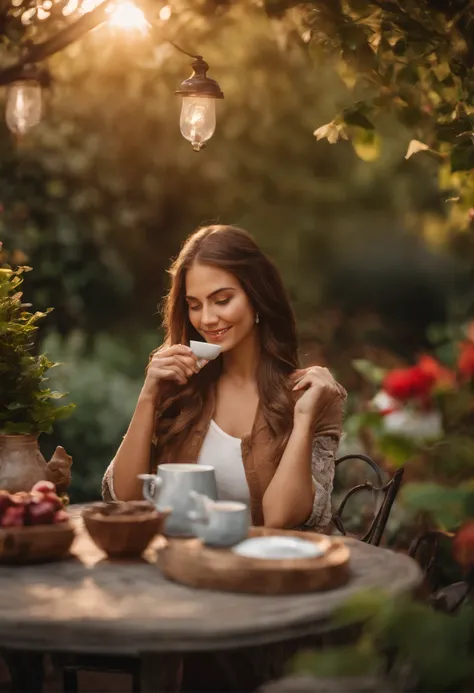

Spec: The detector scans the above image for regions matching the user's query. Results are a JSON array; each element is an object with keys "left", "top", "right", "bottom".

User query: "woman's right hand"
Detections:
[{"left": 141, "top": 345, "right": 200, "bottom": 400}]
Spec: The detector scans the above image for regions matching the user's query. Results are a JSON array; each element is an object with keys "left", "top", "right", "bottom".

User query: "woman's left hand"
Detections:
[{"left": 292, "top": 366, "right": 344, "bottom": 424}]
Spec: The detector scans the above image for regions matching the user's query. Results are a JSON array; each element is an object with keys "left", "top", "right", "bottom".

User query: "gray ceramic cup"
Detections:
[
  {"left": 188, "top": 491, "right": 250, "bottom": 548},
  {"left": 138, "top": 464, "right": 218, "bottom": 537}
]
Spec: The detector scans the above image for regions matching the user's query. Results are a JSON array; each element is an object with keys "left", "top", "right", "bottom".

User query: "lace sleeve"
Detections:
[
  {"left": 301, "top": 434, "right": 338, "bottom": 530},
  {"left": 101, "top": 439, "right": 158, "bottom": 502},
  {"left": 101, "top": 461, "right": 116, "bottom": 501}
]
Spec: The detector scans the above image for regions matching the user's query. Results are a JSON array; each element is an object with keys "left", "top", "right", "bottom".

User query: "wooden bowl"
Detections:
[
  {"left": 82, "top": 501, "right": 168, "bottom": 558},
  {"left": 0, "top": 522, "right": 75, "bottom": 564}
]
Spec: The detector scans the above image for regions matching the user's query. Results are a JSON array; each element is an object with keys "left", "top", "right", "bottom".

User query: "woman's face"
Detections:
[{"left": 185, "top": 262, "right": 256, "bottom": 352}]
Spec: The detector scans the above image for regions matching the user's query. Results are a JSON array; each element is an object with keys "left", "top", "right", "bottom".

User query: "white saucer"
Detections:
[{"left": 231, "top": 535, "right": 327, "bottom": 560}]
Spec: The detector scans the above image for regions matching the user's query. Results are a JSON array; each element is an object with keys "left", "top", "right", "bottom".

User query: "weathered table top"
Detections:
[{"left": 0, "top": 505, "right": 422, "bottom": 656}]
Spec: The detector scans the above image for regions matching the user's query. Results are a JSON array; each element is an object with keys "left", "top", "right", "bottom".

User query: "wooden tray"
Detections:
[{"left": 157, "top": 528, "right": 350, "bottom": 595}]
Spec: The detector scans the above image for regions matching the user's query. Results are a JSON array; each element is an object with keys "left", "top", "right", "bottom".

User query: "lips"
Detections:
[{"left": 205, "top": 327, "right": 231, "bottom": 341}]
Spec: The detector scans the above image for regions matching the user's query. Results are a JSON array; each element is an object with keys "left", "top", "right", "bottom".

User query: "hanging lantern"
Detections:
[
  {"left": 175, "top": 56, "right": 224, "bottom": 151},
  {"left": 5, "top": 64, "right": 44, "bottom": 136}
]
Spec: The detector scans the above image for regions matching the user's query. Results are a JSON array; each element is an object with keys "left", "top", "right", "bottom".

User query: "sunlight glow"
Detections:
[
  {"left": 62, "top": 0, "right": 79, "bottom": 15},
  {"left": 159, "top": 4, "right": 171, "bottom": 21},
  {"left": 107, "top": 1, "right": 150, "bottom": 33},
  {"left": 63, "top": 0, "right": 152, "bottom": 32},
  {"left": 79, "top": 0, "right": 100, "bottom": 14},
  {"left": 37, "top": 7, "right": 51, "bottom": 19}
]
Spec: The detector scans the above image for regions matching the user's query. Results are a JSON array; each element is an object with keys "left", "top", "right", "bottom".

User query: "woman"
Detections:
[{"left": 102, "top": 224, "right": 346, "bottom": 531}]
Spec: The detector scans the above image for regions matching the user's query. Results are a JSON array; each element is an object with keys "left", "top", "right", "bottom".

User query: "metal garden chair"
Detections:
[{"left": 331, "top": 453, "right": 405, "bottom": 546}]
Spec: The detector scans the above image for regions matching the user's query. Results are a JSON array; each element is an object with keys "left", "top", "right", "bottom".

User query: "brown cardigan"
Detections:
[{"left": 103, "top": 375, "right": 346, "bottom": 527}]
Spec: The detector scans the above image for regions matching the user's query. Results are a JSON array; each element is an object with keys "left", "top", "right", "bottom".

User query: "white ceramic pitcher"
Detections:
[{"left": 138, "top": 464, "right": 218, "bottom": 537}]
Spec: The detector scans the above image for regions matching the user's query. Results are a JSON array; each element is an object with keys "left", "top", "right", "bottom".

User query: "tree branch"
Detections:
[{"left": 0, "top": 0, "right": 113, "bottom": 86}]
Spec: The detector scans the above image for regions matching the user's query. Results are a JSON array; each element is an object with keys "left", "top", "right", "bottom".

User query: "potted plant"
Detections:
[{"left": 0, "top": 259, "right": 74, "bottom": 493}]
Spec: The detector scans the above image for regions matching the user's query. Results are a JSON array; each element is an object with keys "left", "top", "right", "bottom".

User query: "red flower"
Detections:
[
  {"left": 383, "top": 366, "right": 435, "bottom": 402},
  {"left": 418, "top": 355, "right": 455, "bottom": 389},
  {"left": 453, "top": 521, "right": 474, "bottom": 569},
  {"left": 458, "top": 342, "right": 474, "bottom": 379}
]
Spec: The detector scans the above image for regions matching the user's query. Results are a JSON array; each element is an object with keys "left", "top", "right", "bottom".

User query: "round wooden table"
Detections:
[{"left": 0, "top": 505, "right": 422, "bottom": 692}]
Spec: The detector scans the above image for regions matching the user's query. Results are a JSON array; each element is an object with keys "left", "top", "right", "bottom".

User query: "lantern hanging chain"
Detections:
[
  {"left": 133, "top": 0, "right": 203, "bottom": 60},
  {"left": 164, "top": 39, "right": 201, "bottom": 61},
  {"left": 0, "top": 0, "right": 205, "bottom": 87}
]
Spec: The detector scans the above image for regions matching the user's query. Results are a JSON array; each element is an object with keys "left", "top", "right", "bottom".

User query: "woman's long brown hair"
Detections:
[{"left": 154, "top": 225, "right": 299, "bottom": 454}]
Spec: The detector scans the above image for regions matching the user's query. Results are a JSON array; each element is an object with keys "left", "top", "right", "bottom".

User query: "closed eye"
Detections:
[{"left": 216, "top": 298, "right": 231, "bottom": 306}]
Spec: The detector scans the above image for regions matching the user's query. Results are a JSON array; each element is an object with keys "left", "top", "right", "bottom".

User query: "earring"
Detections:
[{"left": 255, "top": 313, "right": 260, "bottom": 324}]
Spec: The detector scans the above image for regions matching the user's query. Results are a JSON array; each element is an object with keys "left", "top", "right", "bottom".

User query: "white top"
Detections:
[
  {"left": 103, "top": 424, "right": 339, "bottom": 530},
  {"left": 197, "top": 420, "right": 251, "bottom": 505}
]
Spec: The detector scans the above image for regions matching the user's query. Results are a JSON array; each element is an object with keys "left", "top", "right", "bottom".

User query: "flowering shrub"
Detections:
[
  {"left": 350, "top": 324, "right": 474, "bottom": 469},
  {"left": 292, "top": 325, "right": 474, "bottom": 693},
  {"left": 347, "top": 322, "right": 474, "bottom": 561}
]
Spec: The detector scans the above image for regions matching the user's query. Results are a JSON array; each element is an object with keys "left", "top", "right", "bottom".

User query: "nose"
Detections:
[{"left": 200, "top": 303, "right": 219, "bottom": 328}]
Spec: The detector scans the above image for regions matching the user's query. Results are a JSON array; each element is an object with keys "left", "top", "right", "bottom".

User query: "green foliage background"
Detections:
[{"left": 0, "top": 0, "right": 473, "bottom": 500}]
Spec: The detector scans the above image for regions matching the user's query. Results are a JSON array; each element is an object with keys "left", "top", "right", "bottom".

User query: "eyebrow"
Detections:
[{"left": 185, "top": 287, "right": 236, "bottom": 301}]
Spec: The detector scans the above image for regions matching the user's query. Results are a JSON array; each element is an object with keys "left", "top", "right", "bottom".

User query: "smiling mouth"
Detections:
[{"left": 205, "top": 327, "right": 231, "bottom": 338}]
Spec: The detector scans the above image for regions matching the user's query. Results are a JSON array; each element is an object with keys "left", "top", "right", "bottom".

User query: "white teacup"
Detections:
[
  {"left": 189, "top": 340, "right": 222, "bottom": 369},
  {"left": 188, "top": 491, "right": 249, "bottom": 548}
]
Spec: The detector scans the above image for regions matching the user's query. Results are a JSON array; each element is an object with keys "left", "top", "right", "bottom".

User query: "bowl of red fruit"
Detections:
[
  {"left": 0, "top": 481, "right": 74, "bottom": 564},
  {"left": 82, "top": 501, "right": 167, "bottom": 559}
]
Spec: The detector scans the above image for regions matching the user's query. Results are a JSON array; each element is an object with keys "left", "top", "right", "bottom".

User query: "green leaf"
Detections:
[
  {"left": 347, "top": 0, "right": 370, "bottom": 10},
  {"left": 332, "top": 591, "right": 388, "bottom": 628},
  {"left": 352, "top": 359, "right": 387, "bottom": 386},
  {"left": 396, "top": 64, "right": 419, "bottom": 85},
  {"left": 393, "top": 38, "right": 407, "bottom": 56},
  {"left": 343, "top": 106, "right": 375, "bottom": 130},
  {"left": 51, "top": 403, "right": 76, "bottom": 420},
  {"left": 0, "top": 422, "right": 36, "bottom": 435},
  {"left": 352, "top": 130, "right": 381, "bottom": 162},
  {"left": 6, "top": 402, "right": 28, "bottom": 411},
  {"left": 451, "top": 142, "right": 474, "bottom": 172},
  {"left": 46, "top": 390, "right": 67, "bottom": 400},
  {"left": 463, "top": 490, "right": 474, "bottom": 519},
  {"left": 344, "top": 411, "right": 384, "bottom": 438},
  {"left": 291, "top": 644, "right": 380, "bottom": 678},
  {"left": 401, "top": 482, "right": 472, "bottom": 529},
  {"left": 377, "top": 434, "right": 418, "bottom": 467}
]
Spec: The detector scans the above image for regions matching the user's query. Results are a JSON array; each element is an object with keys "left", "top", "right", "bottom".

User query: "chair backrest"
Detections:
[
  {"left": 409, "top": 530, "right": 470, "bottom": 613},
  {"left": 331, "top": 454, "right": 405, "bottom": 546}
]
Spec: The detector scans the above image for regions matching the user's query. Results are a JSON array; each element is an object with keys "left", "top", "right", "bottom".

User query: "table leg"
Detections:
[
  {"left": 3, "top": 651, "right": 44, "bottom": 693},
  {"left": 140, "top": 653, "right": 183, "bottom": 693}
]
